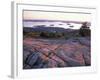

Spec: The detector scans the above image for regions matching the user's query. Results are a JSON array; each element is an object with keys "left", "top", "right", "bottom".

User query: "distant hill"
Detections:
[{"left": 23, "top": 26, "right": 79, "bottom": 33}]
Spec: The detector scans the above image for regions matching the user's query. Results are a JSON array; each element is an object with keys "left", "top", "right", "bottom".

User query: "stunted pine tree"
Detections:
[{"left": 79, "top": 22, "right": 91, "bottom": 37}]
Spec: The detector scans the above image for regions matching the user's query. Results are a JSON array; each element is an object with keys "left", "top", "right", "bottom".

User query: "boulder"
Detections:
[{"left": 25, "top": 52, "right": 39, "bottom": 67}]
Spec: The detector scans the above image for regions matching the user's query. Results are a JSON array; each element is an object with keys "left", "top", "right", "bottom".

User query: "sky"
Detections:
[{"left": 23, "top": 10, "right": 91, "bottom": 22}]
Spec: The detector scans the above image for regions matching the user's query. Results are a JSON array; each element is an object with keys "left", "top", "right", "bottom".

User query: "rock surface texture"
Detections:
[{"left": 23, "top": 37, "right": 91, "bottom": 69}]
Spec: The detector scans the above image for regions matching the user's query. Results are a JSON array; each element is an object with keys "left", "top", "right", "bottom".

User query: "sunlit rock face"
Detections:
[{"left": 23, "top": 37, "right": 91, "bottom": 69}]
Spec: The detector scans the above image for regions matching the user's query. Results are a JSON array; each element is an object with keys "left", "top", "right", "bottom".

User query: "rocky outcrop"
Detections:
[{"left": 23, "top": 37, "right": 91, "bottom": 69}]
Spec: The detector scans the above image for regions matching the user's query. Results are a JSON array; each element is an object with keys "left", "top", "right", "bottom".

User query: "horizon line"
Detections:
[{"left": 23, "top": 19, "right": 91, "bottom": 24}]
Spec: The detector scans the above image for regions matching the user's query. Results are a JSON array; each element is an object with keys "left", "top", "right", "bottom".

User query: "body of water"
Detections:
[{"left": 23, "top": 21, "right": 82, "bottom": 29}]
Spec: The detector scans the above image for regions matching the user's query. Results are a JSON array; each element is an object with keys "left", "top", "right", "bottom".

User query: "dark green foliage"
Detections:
[
  {"left": 79, "top": 22, "right": 91, "bottom": 37},
  {"left": 79, "top": 28, "right": 91, "bottom": 37},
  {"left": 23, "top": 30, "right": 82, "bottom": 39},
  {"left": 24, "top": 32, "right": 40, "bottom": 38},
  {"left": 40, "top": 32, "right": 64, "bottom": 38}
]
